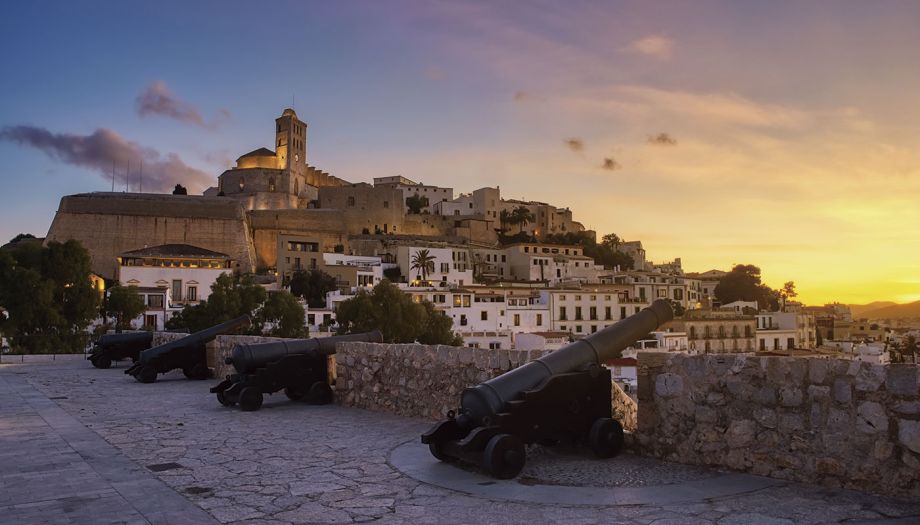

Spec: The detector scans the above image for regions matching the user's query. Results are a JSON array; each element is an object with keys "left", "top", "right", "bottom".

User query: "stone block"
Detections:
[
  {"left": 815, "top": 457, "right": 845, "bottom": 477},
  {"left": 654, "top": 373, "right": 684, "bottom": 398},
  {"left": 808, "top": 358, "right": 829, "bottom": 384},
  {"left": 753, "top": 386, "right": 777, "bottom": 406},
  {"left": 778, "top": 413, "right": 804, "bottom": 433},
  {"left": 779, "top": 386, "right": 804, "bottom": 407},
  {"left": 753, "top": 407, "right": 777, "bottom": 429},
  {"left": 894, "top": 401, "right": 920, "bottom": 415},
  {"left": 856, "top": 401, "right": 888, "bottom": 434},
  {"left": 855, "top": 364, "right": 886, "bottom": 392},
  {"left": 727, "top": 419, "right": 756, "bottom": 448},
  {"left": 787, "top": 358, "right": 807, "bottom": 384},
  {"left": 899, "top": 419, "right": 920, "bottom": 454},
  {"left": 807, "top": 385, "right": 830, "bottom": 403},
  {"left": 886, "top": 365, "right": 919, "bottom": 397},
  {"left": 833, "top": 378, "right": 852, "bottom": 404},
  {"left": 827, "top": 408, "right": 850, "bottom": 430}
]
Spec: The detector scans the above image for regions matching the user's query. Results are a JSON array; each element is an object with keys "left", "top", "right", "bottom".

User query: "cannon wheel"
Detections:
[
  {"left": 216, "top": 391, "right": 235, "bottom": 407},
  {"left": 481, "top": 434, "right": 525, "bottom": 479},
  {"left": 307, "top": 382, "right": 333, "bottom": 405},
  {"left": 92, "top": 357, "right": 112, "bottom": 369},
  {"left": 182, "top": 363, "right": 209, "bottom": 380},
  {"left": 239, "top": 387, "right": 263, "bottom": 412},
  {"left": 428, "top": 441, "right": 457, "bottom": 463},
  {"left": 137, "top": 366, "right": 157, "bottom": 384},
  {"left": 588, "top": 418, "right": 624, "bottom": 458},
  {"left": 283, "top": 386, "right": 305, "bottom": 401}
]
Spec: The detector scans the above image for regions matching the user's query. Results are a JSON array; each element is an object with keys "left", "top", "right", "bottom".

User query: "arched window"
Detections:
[
  {"left": 689, "top": 326, "right": 697, "bottom": 339},
  {"left": 268, "top": 177, "right": 275, "bottom": 192},
  {"left": 239, "top": 177, "right": 245, "bottom": 191}
]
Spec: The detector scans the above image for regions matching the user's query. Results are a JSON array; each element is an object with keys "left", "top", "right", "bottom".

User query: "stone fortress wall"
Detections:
[
  {"left": 635, "top": 353, "right": 920, "bottom": 499},
  {"left": 330, "top": 342, "right": 918, "bottom": 499},
  {"left": 46, "top": 193, "right": 256, "bottom": 279}
]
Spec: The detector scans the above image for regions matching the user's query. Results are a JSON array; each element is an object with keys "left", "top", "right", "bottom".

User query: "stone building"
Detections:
[
  {"left": 680, "top": 309, "right": 757, "bottom": 353},
  {"left": 214, "top": 108, "right": 345, "bottom": 210}
]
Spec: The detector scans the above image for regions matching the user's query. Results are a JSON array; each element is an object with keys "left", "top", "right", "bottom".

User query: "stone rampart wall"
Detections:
[
  {"left": 47, "top": 193, "right": 254, "bottom": 279},
  {"left": 635, "top": 353, "right": 920, "bottom": 499},
  {"left": 151, "top": 331, "right": 188, "bottom": 347},
  {"left": 611, "top": 381, "right": 637, "bottom": 433},
  {"left": 335, "top": 342, "right": 555, "bottom": 420}
]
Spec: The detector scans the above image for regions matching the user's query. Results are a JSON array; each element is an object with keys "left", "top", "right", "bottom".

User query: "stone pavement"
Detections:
[{"left": 1, "top": 356, "right": 919, "bottom": 525}]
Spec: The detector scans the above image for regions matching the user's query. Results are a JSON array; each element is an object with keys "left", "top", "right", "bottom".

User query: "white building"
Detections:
[
  {"left": 394, "top": 245, "right": 473, "bottom": 287},
  {"left": 373, "top": 175, "right": 453, "bottom": 214},
  {"left": 116, "top": 244, "right": 233, "bottom": 329}
]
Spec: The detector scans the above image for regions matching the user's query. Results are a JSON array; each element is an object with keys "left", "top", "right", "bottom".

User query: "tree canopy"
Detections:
[
  {"left": 0, "top": 240, "right": 99, "bottom": 353},
  {"left": 410, "top": 249, "right": 436, "bottom": 281},
  {"left": 335, "top": 279, "right": 462, "bottom": 345},
  {"left": 258, "top": 291, "right": 307, "bottom": 338},
  {"left": 714, "top": 264, "right": 781, "bottom": 311},
  {"left": 172, "top": 184, "right": 188, "bottom": 195},
  {"left": 106, "top": 285, "right": 146, "bottom": 330},
  {"left": 544, "top": 231, "right": 634, "bottom": 270},
  {"left": 288, "top": 269, "right": 337, "bottom": 308},
  {"left": 405, "top": 194, "right": 429, "bottom": 214}
]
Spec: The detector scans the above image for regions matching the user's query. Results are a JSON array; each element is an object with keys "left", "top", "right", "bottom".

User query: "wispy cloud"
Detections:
[
  {"left": 564, "top": 138, "right": 584, "bottom": 152},
  {"left": 135, "top": 81, "right": 230, "bottom": 129},
  {"left": 647, "top": 132, "right": 678, "bottom": 146},
  {"left": 601, "top": 157, "right": 621, "bottom": 170},
  {"left": 624, "top": 35, "right": 674, "bottom": 60},
  {"left": 0, "top": 125, "right": 213, "bottom": 192}
]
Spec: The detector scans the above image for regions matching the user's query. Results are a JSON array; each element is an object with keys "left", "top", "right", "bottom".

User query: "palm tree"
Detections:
[
  {"left": 512, "top": 206, "right": 535, "bottom": 234},
  {"left": 499, "top": 209, "right": 512, "bottom": 234},
  {"left": 410, "top": 249, "right": 436, "bottom": 282}
]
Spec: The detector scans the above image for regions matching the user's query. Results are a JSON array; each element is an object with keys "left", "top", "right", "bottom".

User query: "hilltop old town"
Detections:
[{"left": 1, "top": 107, "right": 919, "bottom": 525}]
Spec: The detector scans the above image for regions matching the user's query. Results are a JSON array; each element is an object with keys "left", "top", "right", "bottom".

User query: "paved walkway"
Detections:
[{"left": 2, "top": 356, "right": 919, "bottom": 525}]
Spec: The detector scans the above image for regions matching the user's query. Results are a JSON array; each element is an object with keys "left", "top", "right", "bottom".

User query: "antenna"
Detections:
[
  {"left": 292, "top": 93, "right": 295, "bottom": 109},
  {"left": 125, "top": 161, "right": 129, "bottom": 192},
  {"left": 111, "top": 160, "right": 115, "bottom": 192},
  {"left": 139, "top": 160, "right": 143, "bottom": 193}
]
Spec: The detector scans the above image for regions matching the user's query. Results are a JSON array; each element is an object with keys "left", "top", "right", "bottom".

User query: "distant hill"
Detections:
[
  {"left": 849, "top": 302, "right": 898, "bottom": 317},
  {"left": 860, "top": 301, "right": 920, "bottom": 320}
]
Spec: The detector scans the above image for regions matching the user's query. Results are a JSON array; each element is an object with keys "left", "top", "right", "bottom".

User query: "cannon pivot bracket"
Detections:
[{"left": 421, "top": 299, "right": 674, "bottom": 479}]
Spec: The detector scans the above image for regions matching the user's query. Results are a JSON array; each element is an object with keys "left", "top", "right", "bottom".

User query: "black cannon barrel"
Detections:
[
  {"left": 138, "top": 315, "right": 251, "bottom": 365},
  {"left": 226, "top": 330, "right": 384, "bottom": 374},
  {"left": 461, "top": 299, "right": 673, "bottom": 424},
  {"left": 95, "top": 331, "right": 153, "bottom": 350}
]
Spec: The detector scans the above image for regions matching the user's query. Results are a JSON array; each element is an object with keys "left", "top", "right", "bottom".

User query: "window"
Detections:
[
  {"left": 605, "top": 306, "right": 612, "bottom": 320},
  {"left": 187, "top": 286, "right": 198, "bottom": 302},
  {"left": 674, "top": 288, "right": 684, "bottom": 300},
  {"left": 575, "top": 306, "right": 583, "bottom": 320},
  {"left": 514, "top": 314, "right": 520, "bottom": 326},
  {"left": 745, "top": 325, "right": 753, "bottom": 337},
  {"left": 536, "top": 314, "right": 543, "bottom": 326},
  {"left": 559, "top": 295, "right": 566, "bottom": 301},
  {"left": 576, "top": 325, "right": 583, "bottom": 333},
  {"left": 144, "top": 315, "right": 158, "bottom": 329},
  {"left": 658, "top": 289, "right": 667, "bottom": 298},
  {"left": 148, "top": 294, "right": 163, "bottom": 308},
  {"left": 239, "top": 177, "right": 245, "bottom": 191},
  {"left": 489, "top": 342, "right": 501, "bottom": 349},
  {"left": 171, "top": 280, "right": 182, "bottom": 302},
  {"left": 481, "top": 311, "right": 488, "bottom": 321},
  {"left": 589, "top": 307, "right": 597, "bottom": 320},
  {"left": 788, "top": 337, "right": 795, "bottom": 349},
  {"left": 268, "top": 177, "right": 275, "bottom": 192},
  {"left": 690, "top": 326, "right": 697, "bottom": 339},
  {"left": 639, "top": 288, "right": 646, "bottom": 300},
  {"left": 760, "top": 339, "right": 766, "bottom": 351},
  {"left": 575, "top": 295, "right": 582, "bottom": 301},
  {"left": 383, "top": 201, "right": 389, "bottom": 208},
  {"left": 347, "top": 196, "right": 355, "bottom": 207},
  {"left": 460, "top": 315, "right": 468, "bottom": 326},
  {"left": 559, "top": 306, "right": 567, "bottom": 321},
  {"left": 620, "top": 307, "right": 627, "bottom": 319},
  {"left": 441, "top": 263, "right": 450, "bottom": 273}
]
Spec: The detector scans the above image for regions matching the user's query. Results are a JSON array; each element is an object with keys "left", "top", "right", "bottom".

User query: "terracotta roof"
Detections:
[
  {"left": 237, "top": 147, "right": 276, "bottom": 160},
  {"left": 120, "top": 244, "right": 229, "bottom": 259},
  {"left": 606, "top": 357, "right": 637, "bottom": 367}
]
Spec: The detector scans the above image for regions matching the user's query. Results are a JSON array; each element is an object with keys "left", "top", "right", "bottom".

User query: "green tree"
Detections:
[
  {"left": 335, "top": 280, "right": 461, "bottom": 345},
  {"left": 511, "top": 206, "right": 536, "bottom": 233},
  {"left": 499, "top": 209, "right": 512, "bottom": 234},
  {"left": 405, "top": 194, "right": 429, "bottom": 214},
  {"left": 172, "top": 184, "right": 188, "bottom": 195},
  {"left": 714, "top": 264, "right": 780, "bottom": 311},
  {"left": 258, "top": 291, "right": 307, "bottom": 338},
  {"left": 601, "top": 233, "right": 622, "bottom": 250},
  {"left": 410, "top": 249, "right": 436, "bottom": 282},
  {"left": 166, "top": 273, "right": 266, "bottom": 333},
  {"left": 0, "top": 240, "right": 98, "bottom": 353},
  {"left": 8, "top": 233, "right": 36, "bottom": 244},
  {"left": 289, "top": 269, "right": 338, "bottom": 308},
  {"left": 106, "top": 285, "right": 146, "bottom": 330}
]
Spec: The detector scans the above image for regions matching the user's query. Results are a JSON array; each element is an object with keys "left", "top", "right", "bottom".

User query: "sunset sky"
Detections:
[{"left": 1, "top": 1, "right": 918, "bottom": 305}]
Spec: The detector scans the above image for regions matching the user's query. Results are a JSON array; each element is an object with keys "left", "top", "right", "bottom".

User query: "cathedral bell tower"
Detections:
[{"left": 275, "top": 108, "right": 307, "bottom": 193}]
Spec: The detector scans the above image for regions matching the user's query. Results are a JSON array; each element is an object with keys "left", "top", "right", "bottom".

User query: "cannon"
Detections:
[
  {"left": 87, "top": 331, "right": 153, "bottom": 369},
  {"left": 421, "top": 299, "right": 674, "bottom": 479},
  {"left": 210, "top": 330, "right": 383, "bottom": 411},
  {"left": 125, "top": 315, "right": 250, "bottom": 383}
]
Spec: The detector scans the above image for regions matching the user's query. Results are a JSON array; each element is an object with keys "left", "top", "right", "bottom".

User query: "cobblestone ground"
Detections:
[{"left": 2, "top": 356, "right": 920, "bottom": 525}]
